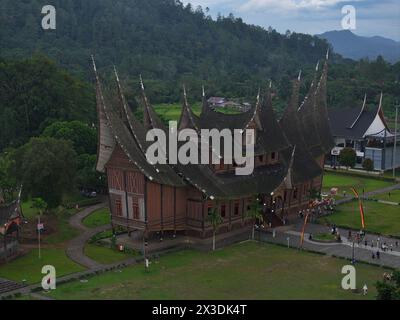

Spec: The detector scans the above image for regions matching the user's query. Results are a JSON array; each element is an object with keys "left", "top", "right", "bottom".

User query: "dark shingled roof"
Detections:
[
  {"left": 0, "top": 201, "right": 21, "bottom": 226},
  {"left": 95, "top": 59, "right": 332, "bottom": 200},
  {"left": 255, "top": 89, "right": 290, "bottom": 154},
  {"left": 314, "top": 61, "right": 335, "bottom": 152},
  {"left": 198, "top": 102, "right": 256, "bottom": 131},
  {"left": 279, "top": 80, "right": 323, "bottom": 184},
  {"left": 329, "top": 106, "right": 378, "bottom": 140}
]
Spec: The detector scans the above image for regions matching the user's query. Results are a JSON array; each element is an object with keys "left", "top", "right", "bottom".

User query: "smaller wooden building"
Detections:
[{"left": 0, "top": 193, "right": 23, "bottom": 262}]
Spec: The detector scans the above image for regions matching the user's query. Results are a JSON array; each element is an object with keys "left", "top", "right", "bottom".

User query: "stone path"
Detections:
[
  {"left": 65, "top": 202, "right": 110, "bottom": 269},
  {"left": 262, "top": 222, "right": 400, "bottom": 269},
  {"left": 335, "top": 183, "right": 400, "bottom": 205}
]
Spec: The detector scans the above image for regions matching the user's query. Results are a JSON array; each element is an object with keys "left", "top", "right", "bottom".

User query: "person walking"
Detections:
[{"left": 376, "top": 251, "right": 380, "bottom": 260}]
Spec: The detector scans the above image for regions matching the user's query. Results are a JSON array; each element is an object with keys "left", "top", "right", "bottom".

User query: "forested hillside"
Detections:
[
  {"left": 0, "top": 0, "right": 333, "bottom": 101},
  {"left": 0, "top": 0, "right": 399, "bottom": 151}
]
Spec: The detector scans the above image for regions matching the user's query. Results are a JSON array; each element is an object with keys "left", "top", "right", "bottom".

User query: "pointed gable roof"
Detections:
[
  {"left": 314, "top": 58, "right": 335, "bottom": 153},
  {"left": 178, "top": 86, "right": 200, "bottom": 131},
  {"left": 255, "top": 84, "right": 290, "bottom": 154},
  {"left": 297, "top": 61, "right": 324, "bottom": 158},
  {"left": 279, "top": 74, "right": 323, "bottom": 183}
]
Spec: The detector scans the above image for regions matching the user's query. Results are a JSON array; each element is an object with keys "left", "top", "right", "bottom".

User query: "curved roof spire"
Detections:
[
  {"left": 179, "top": 85, "right": 199, "bottom": 131},
  {"left": 349, "top": 94, "right": 367, "bottom": 129}
]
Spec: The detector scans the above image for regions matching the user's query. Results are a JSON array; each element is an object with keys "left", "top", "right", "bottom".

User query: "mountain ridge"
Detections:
[{"left": 317, "top": 30, "right": 400, "bottom": 63}]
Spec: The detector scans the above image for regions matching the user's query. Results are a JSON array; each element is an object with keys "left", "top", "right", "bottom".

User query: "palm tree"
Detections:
[
  {"left": 32, "top": 197, "right": 47, "bottom": 259},
  {"left": 246, "top": 196, "right": 264, "bottom": 240},
  {"left": 207, "top": 205, "right": 223, "bottom": 251}
]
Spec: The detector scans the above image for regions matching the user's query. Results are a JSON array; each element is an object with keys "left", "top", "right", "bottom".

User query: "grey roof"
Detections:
[
  {"left": 0, "top": 201, "right": 20, "bottom": 225},
  {"left": 329, "top": 106, "right": 378, "bottom": 140},
  {"left": 95, "top": 60, "right": 332, "bottom": 200}
]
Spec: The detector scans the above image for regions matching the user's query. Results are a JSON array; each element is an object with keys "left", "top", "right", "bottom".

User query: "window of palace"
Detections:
[
  {"left": 271, "top": 152, "right": 276, "bottom": 160},
  {"left": 220, "top": 203, "right": 226, "bottom": 218},
  {"left": 234, "top": 201, "right": 240, "bottom": 216},
  {"left": 115, "top": 198, "right": 122, "bottom": 216},
  {"left": 293, "top": 188, "right": 298, "bottom": 200},
  {"left": 207, "top": 204, "right": 214, "bottom": 216},
  {"left": 132, "top": 197, "right": 140, "bottom": 220}
]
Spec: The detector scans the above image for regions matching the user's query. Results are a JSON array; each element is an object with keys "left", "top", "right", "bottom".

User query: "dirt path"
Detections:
[{"left": 65, "top": 202, "right": 110, "bottom": 269}]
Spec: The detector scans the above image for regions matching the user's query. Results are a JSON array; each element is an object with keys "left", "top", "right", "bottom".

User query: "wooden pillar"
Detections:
[
  {"left": 202, "top": 199, "right": 205, "bottom": 237},
  {"left": 123, "top": 171, "right": 130, "bottom": 231},
  {"left": 173, "top": 187, "right": 177, "bottom": 236},
  {"left": 160, "top": 185, "right": 164, "bottom": 240},
  {"left": 228, "top": 200, "right": 232, "bottom": 231},
  {"left": 144, "top": 177, "right": 148, "bottom": 241}
]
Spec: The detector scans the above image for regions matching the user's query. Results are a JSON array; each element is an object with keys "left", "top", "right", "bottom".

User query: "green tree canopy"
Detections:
[
  {"left": 0, "top": 55, "right": 95, "bottom": 152},
  {"left": 0, "top": 152, "right": 17, "bottom": 203},
  {"left": 376, "top": 270, "right": 400, "bottom": 300},
  {"left": 41, "top": 120, "right": 97, "bottom": 155},
  {"left": 12, "top": 137, "right": 77, "bottom": 208}
]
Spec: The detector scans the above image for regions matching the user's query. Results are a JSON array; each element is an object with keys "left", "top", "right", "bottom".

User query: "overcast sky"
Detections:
[{"left": 183, "top": 0, "right": 400, "bottom": 41}]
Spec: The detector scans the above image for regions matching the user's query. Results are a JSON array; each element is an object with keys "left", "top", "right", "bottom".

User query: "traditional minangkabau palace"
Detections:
[{"left": 93, "top": 54, "right": 334, "bottom": 240}]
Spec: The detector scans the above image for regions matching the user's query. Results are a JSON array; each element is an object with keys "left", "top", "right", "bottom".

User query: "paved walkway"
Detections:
[
  {"left": 263, "top": 222, "right": 400, "bottom": 269},
  {"left": 65, "top": 202, "right": 110, "bottom": 269},
  {"left": 335, "top": 183, "right": 400, "bottom": 205}
]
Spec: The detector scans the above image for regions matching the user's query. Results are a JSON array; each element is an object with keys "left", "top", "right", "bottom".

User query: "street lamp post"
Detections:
[{"left": 393, "top": 105, "right": 399, "bottom": 178}]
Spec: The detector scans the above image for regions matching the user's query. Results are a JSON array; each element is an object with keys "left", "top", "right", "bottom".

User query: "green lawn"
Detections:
[
  {"left": 84, "top": 244, "right": 133, "bottom": 265},
  {"left": 319, "top": 200, "right": 400, "bottom": 237},
  {"left": 21, "top": 200, "right": 38, "bottom": 220},
  {"left": 0, "top": 249, "right": 85, "bottom": 284},
  {"left": 44, "top": 209, "right": 79, "bottom": 244},
  {"left": 322, "top": 172, "right": 393, "bottom": 197},
  {"left": 44, "top": 241, "right": 387, "bottom": 300},
  {"left": 370, "top": 189, "right": 400, "bottom": 203},
  {"left": 82, "top": 208, "right": 110, "bottom": 228},
  {"left": 151, "top": 102, "right": 241, "bottom": 122},
  {"left": 313, "top": 233, "right": 337, "bottom": 242}
]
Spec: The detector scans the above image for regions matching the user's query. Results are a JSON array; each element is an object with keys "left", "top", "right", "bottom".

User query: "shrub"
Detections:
[
  {"left": 339, "top": 148, "right": 357, "bottom": 169},
  {"left": 362, "top": 158, "right": 374, "bottom": 172}
]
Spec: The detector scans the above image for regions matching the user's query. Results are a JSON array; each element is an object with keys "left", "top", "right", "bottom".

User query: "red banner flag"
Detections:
[
  {"left": 300, "top": 212, "right": 310, "bottom": 248},
  {"left": 350, "top": 187, "right": 366, "bottom": 230}
]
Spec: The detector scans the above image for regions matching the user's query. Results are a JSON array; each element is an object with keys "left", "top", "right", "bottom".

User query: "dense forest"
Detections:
[{"left": 1, "top": 0, "right": 398, "bottom": 108}]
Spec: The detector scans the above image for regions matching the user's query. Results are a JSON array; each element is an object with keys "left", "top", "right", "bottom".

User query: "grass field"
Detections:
[
  {"left": 370, "top": 189, "right": 400, "bottom": 203},
  {"left": 43, "top": 241, "right": 387, "bottom": 300},
  {"left": 322, "top": 172, "right": 393, "bottom": 197},
  {"left": 44, "top": 210, "right": 79, "bottom": 244},
  {"left": 0, "top": 249, "right": 85, "bottom": 284},
  {"left": 319, "top": 200, "right": 400, "bottom": 237},
  {"left": 82, "top": 208, "right": 110, "bottom": 228},
  {"left": 84, "top": 244, "right": 132, "bottom": 265}
]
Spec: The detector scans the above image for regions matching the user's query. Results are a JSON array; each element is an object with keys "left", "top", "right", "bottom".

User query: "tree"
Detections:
[
  {"left": 362, "top": 158, "right": 374, "bottom": 172},
  {"left": 376, "top": 270, "right": 400, "bottom": 300},
  {"left": 12, "top": 137, "right": 77, "bottom": 208},
  {"left": 207, "top": 204, "right": 223, "bottom": 251},
  {"left": 339, "top": 148, "right": 357, "bottom": 169},
  {"left": 0, "top": 152, "right": 17, "bottom": 203},
  {"left": 76, "top": 154, "right": 106, "bottom": 192},
  {"left": 32, "top": 197, "right": 48, "bottom": 216},
  {"left": 246, "top": 196, "right": 264, "bottom": 240},
  {"left": 41, "top": 121, "right": 97, "bottom": 155}
]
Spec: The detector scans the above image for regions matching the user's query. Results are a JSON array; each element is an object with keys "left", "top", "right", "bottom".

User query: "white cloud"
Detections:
[{"left": 239, "top": 0, "right": 365, "bottom": 12}]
